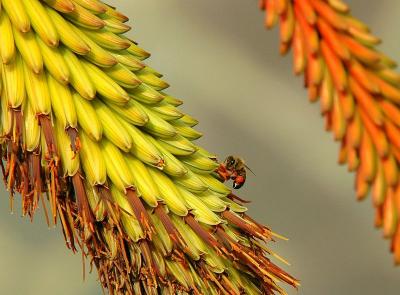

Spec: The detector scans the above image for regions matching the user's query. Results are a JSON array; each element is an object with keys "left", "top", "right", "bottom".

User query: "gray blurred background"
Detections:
[{"left": 1, "top": 0, "right": 400, "bottom": 294}]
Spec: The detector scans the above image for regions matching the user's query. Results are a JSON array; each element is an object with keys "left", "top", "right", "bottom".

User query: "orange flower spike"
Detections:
[
  {"left": 383, "top": 155, "right": 399, "bottom": 187},
  {"left": 348, "top": 59, "right": 380, "bottom": 94},
  {"left": 380, "top": 100, "right": 400, "bottom": 128},
  {"left": 317, "top": 18, "right": 350, "bottom": 61},
  {"left": 320, "top": 40, "right": 347, "bottom": 92},
  {"left": 279, "top": 2, "right": 295, "bottom": 44},
  {"left": 338, "top": 91, "right": 355, "bottom": 120},
  {"left": 349, "top": 77, "right": 383, "bottom": 126},
  {"left": 340, "top": 35, "right": 382, "bottom": 65},
  {"left": 292, "top": 22, "right": 306, "bottom": 75},
  {"left": 383, "top": 188, "right": 398, "bottom": 238},
  {"left": 359, "top": 130, "right": 378, "bottom": 182},
  {"left": 346, "top": 110, "right": 363, "bottom": 148},
  {"left": 332, "top": 93, "right": 346, "bottom": 140},
  {"left": 309, "top": 0, "right": 347, "bottom": 30},
  {"left": 265, "top": 0, "right": 279, "bottom": 28},
  {"left": 259, "top": 0, "right": 400, "bottom": 263},
  {"left": 294, "top": 0, "right": 317, "bottom": 25},
  {"left": 372, "top": 160, "right": 387, "bottom": 207},
  {"left": 294, "top": 3, "right": 319, "bottom": 55},
  {"left": 359, "top": 109, "right": 389, "bottom": 158},
  {"left": 259, "top": 0, "right": 267, "bottom": 10}
]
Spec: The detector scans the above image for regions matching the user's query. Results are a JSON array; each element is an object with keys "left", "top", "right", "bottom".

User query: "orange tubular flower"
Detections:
[{"left": 259, "top": 0, "right": 400, "bottom": 262}]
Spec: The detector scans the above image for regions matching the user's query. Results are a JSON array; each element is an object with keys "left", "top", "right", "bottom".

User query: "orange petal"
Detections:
[
  {"left": 375, "top": 206, "right": 383, "bottom": 228},
  {"left": 380, "top": 100, "right": 400, "bottom": 128},
  {"left": 359, "top": 108, "right": 389, "bottom": 158},
  {"left": 370, "top": 73, "right": 400, "bottom": 103},
  {"left": 349, "top": 77, "right": 383, "bottom": 126},
  {"left": 355, "top": 169, "right": 370, "bottom": 200},
  {"left": 307, "top": 53, "right": 323, "bottom": 86},
  {"left": 265, "top": 0, "right": 279, "bottom": 28},
  {"left": 383, "top": 154, "right": 398, "bottom": 187},
  {"left": 279, "top": 40, "right": 291, "bottom": 55},
  {"left": 295, "top": 0, "right": 317, "bottom": 25},
  {"left": 383, "top": 188, "right": 397, "bottom": 238},
  {"left": 393, "top": 226, "right": 400, "bottom": 264},
  {"left": 372, "top": 160, "right": 387, "bottom": 207},
  {"left": 338, "top": 91, "right": 355, "bottom": 120},
  {"left": 276, "top": 0, "right": 288, "bottom": 14},
  {"left": 320, "top": 68, "right": 334, "bottom": 113},
  {"left": 294, "top": 3, "right": 319, "bottom": 55},
  {"left": 327, "top": 0, "right": 350, "bottom": 13},
  {"left": 292, "top": 22, "right": 306, "bottom": 75},
  {"left": 359, "top": 130, "right": 377, "bottom": 182},
  {"left": 332, "top": 92, "right": 346, "bottom": 140},
  {"left": 320, "top": 40, "right": 347, "bottom": 92},
  {"left": 279, "top": 2, "right": 294, "bottom": 43},
  {"left": 308, "top": 84, "right": 319, "bottom": 102},
  {"left": 340, "top": 34, "right": 382, "bottom": 65},
  {"left": 338, "top": 140, "right": 347, "bottom": 165},
  {"left": 324, "top": 111, "right": 332, "bottom": 131},
  {"left": 347, "top": 26, "right": 381, "bottom": 46},
  {"left": 384, "top": 120, "right": 400, "bottom": 150},
  {"left": 346, "top": 110, "right": 363, "bottom": 148},
  {"left": 347, "top": 146, "right": 359, "bottom": 172},
  {"left": 309, "top": 0, "right": 347, "bottom": 30},
  {"left": 376, "top": 68, "right": 400, "bottom": 86},
  {"left": 348, "top": 59, "right": 380, "bottom": 94},
  {"left": 317, "top": 18, "right": 350, "bottom": 61}
]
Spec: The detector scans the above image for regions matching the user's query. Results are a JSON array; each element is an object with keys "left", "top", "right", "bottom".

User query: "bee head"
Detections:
[{"left": 224, "top": 156, "right": 237, "bottom": 170}]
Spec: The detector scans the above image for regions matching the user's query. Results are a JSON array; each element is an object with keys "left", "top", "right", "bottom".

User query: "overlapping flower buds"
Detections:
[{"left": 259, "top": 0, "right": 400, "bottom": 263}]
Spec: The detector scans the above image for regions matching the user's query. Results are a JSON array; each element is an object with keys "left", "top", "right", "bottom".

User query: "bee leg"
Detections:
[{"left": 215, "top": 164, "right": 231, "bottom": 182}]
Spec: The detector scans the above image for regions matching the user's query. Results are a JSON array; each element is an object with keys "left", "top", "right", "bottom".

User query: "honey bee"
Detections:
[{"left": 216, "top": 156, "right": 255, "bottom": 189}]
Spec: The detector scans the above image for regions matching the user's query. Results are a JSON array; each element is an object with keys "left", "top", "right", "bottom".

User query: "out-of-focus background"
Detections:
[{"left": 1, "top": 0, "right": 400, "bottom": 294}]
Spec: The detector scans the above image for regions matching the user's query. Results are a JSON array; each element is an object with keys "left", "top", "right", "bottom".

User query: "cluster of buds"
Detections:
[{"left": 259, "top": 0, "right": 400, "bottom": 262}]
